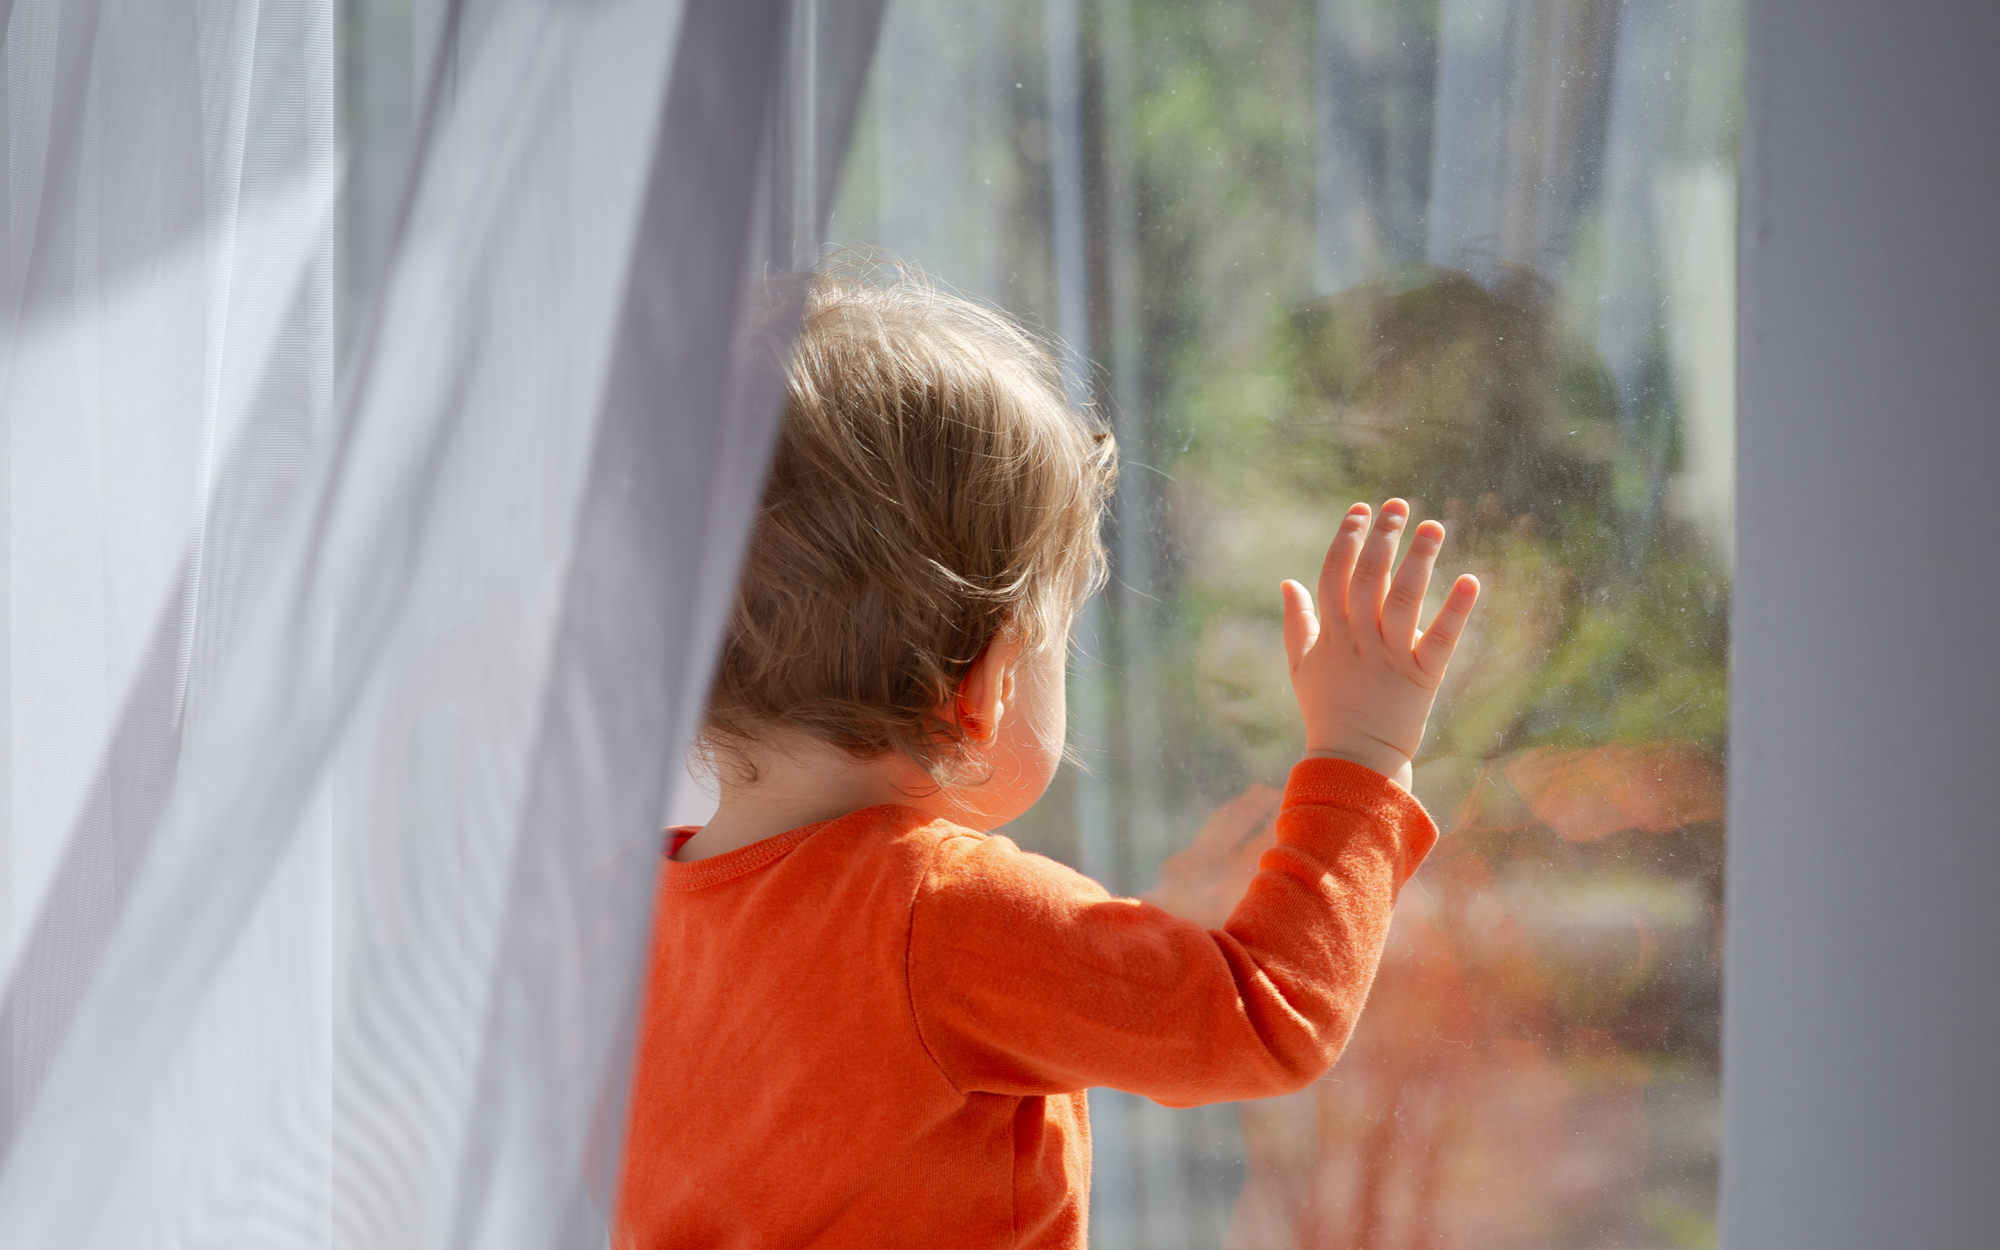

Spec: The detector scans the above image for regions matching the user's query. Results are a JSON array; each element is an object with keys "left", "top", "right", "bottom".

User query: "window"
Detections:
[{"left": 832, "top": 0, "right": 1737, "bottom": 1244}]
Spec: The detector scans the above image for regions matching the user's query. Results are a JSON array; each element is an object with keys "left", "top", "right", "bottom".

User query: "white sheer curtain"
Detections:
[{"left": 0, "top": 0, "right": 881, "bottom": 1244}]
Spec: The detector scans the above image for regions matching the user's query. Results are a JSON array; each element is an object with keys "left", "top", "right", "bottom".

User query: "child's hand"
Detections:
[{"left": 1280, "top": 499, "right": 1480, "bottom": 790}]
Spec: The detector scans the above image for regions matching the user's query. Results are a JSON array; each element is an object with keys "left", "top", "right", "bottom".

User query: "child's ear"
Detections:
[{"left": 953, "top": 635, "right": 1022, "bottom": 744}]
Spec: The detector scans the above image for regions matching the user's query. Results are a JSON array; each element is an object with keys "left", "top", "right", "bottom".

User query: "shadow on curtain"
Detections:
[{"left": 0, "top": 0, "right": 882, "bottom": 1243}]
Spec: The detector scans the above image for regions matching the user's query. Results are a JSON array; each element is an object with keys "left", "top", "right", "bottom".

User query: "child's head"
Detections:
[{"left": 704, "top": 272, "right": 1116, "bottom": 807}]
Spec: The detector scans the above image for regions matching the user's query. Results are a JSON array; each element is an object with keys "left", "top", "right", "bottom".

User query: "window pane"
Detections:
[{"left": 832, "top": 0, "right": 1736, "bottom": 1245}]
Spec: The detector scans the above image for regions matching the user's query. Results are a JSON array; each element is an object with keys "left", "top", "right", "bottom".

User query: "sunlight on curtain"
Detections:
[{"left": 1, "top": 0, "right": 880, "bottom": 1245}]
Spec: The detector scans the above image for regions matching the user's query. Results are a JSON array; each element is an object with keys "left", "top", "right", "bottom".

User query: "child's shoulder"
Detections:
[
  {"left": 822, "top": 804, "right": 1085, "bottom": 902},
  {"left": 833, "top": 804, "right": 996, "bottom": 879},
  {"left": 729, "top": 805, "right": 1104, "bottom": 936}
]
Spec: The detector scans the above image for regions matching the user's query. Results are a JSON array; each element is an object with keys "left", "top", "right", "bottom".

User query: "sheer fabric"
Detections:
[{"left": 1, "top": 0, "right": 880, "bottom": 1245}]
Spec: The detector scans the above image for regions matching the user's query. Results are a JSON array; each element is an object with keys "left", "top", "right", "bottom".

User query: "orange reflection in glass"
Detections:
[{"left": 1150, "top": 741, "right": 1721, "bottom": 1248}]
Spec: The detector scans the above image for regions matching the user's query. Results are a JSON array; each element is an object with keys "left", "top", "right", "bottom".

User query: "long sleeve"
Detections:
[{"left": 906, "top": 757, "right": 1437, "bottom": 1106}]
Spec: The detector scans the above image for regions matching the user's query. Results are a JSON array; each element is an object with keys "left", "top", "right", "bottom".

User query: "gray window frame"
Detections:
[{"left": 1728, "top": 2, "right": 2000, "bottom": 1243}]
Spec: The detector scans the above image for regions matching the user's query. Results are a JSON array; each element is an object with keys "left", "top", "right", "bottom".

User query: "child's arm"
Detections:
[
  {"left": 907, "top": 501, "right": 1478, "bottom": 1104},
  {"left": 910, "top": 759, "right": 1428, "bottom": 1104}
]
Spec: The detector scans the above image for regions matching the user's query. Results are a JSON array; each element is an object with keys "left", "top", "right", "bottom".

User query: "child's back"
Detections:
[{"left": 616, "top": 275, "right": 1478, "bottom": 1248}]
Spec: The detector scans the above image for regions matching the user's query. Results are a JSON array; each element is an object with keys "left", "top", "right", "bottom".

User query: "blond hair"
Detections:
[{"left": 704, "top": 272, "right": 1116, "bottom": 783}]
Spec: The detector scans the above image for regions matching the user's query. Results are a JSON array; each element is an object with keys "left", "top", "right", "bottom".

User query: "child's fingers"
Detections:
[
  {"left": 1280, "top": 580, "right": 1319, "bottom": 672},
  {"left": 1383, "top": 520, "right": 1444, "bottom": 651},
  {"left": 1346, "top": 500, "right": 1409, "bottom": 637},
  {"left": 1315, "top": 503, "right": 1371, "bottom": 622},
  {"left": 1413, "top": 574, "right": 1481, "bottom": 679}
]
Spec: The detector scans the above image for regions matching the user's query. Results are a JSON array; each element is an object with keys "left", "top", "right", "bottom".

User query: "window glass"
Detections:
[{"left": 832, "top": 0, "right": 1736, "bottom": 1246}]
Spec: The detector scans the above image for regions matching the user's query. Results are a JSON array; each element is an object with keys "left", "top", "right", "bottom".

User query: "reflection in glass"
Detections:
[{"left": 833, "top": 0, "right": 1736, "bottom": 1245}]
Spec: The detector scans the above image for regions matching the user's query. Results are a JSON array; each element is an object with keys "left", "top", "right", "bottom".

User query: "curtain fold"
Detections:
[{"left": 0, "top": 0, "right": 883, "bottom": 1244}]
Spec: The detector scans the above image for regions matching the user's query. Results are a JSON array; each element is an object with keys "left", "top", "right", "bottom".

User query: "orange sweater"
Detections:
[{"left": 617, "top": 758, "right": 1436, "bottom": 1248}]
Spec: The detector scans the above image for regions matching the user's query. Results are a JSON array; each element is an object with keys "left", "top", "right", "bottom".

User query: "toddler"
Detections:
[{"left": 616, "top": 274, "right": 1479, "bottom": 1248}]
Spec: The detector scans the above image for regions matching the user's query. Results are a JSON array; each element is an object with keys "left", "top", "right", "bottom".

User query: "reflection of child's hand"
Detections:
[{"left": 1281, "top": 499, "right": 1480, "bottom": 790}]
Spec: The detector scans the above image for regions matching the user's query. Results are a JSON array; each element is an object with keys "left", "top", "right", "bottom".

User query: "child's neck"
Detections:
[{"left": 678, "top": 733, "right": 959, "bottom": 862}]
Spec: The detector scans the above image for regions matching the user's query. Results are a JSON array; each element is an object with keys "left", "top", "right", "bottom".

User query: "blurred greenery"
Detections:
[{"left": 835, "top": 0, "right": 1737, "bottom": 1243}]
